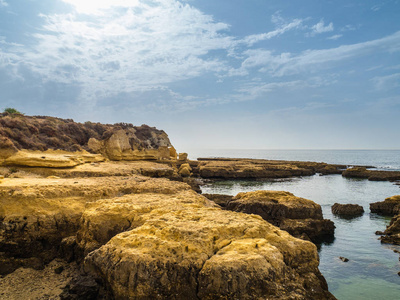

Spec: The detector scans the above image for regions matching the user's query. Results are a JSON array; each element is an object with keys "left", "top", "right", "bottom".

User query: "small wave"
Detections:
[{"left": 372, "top": 165, "right": 400, "bottom": 172}]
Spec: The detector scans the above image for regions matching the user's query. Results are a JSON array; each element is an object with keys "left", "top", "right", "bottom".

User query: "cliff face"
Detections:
[{"left": 0, "top": 114, "right": 174, "bottom": 163}]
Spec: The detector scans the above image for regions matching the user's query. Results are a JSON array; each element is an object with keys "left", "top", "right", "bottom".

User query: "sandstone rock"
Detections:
[
  {"left": 0, "top": 114, "right": 177, "bottom": 163},
  {"left": 343, "top": 167, "right": 400, "bottom": 182},
  {"left": 178, "top": 163, "right": 192, "bottom": 177},
  {"left": 0, "top": 136, "right": 18, "bottom": 159},
  {"left": 380, "top": 215, "right": 400, "bottom": 245},
  {"left": 169, "top": 146, "right": 177, "bottom": 159},
  {"left": 19, "top": 160, "right": 176, "bottom": 179},
  {"left": 3, "top": 150, "right": 105, "bottom": 168},
  {"left": 0, "top": 175, "right": 191, "bottom": 273},
  {"left": 370, "top": 195, "right": 400, "bottom": 216},
  {"left": 83, "top": 201, "right": 335, "bottom": 299},
  {"left": 331, "top": 203, "right": 364, "bottom": 218},
  {"left": 202, "top": 193, "right": 233, "bottom": 207},
  {"left": 178, "top": 152, "right": 188, "bottom": 161},
  {"left": 198, "top": 159, "right": 316, "bottom": 179},
  {"left": 226, "top": 190, "right": 335, "bottom": 243}
]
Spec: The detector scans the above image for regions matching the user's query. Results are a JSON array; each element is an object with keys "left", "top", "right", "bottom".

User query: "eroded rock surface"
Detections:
[
  {"left": 0, "top": 114, "right": 176, "bottom": 164},
  {"left": 0, "top": 165, "right": 335, "bottom": 299},
  {"left": 84, "top": 201, "right": 334, "bottom": 299},
  {"left": 197, "top": 158, "right": 345, "bottom": 179},
  {"left": 226, "top": 190, "right": 335, "bottom": 243},
  {"left": 0, "top": 175, "right": 189, "bottom": 274},
  {"left": 331, "top": 203, "right": 364, "bottom": 218},
  {"left": 380, "top": 214, "right": 400, "bottom": 245},
  {"left": 370, "top": 195, "right": 400, "bottom": 216},
  {"left": 343, "top": 167, "right": 400, "bottom": 182},
  {"left": 372, "top": 195, "right": 400, "bottom": 245}
]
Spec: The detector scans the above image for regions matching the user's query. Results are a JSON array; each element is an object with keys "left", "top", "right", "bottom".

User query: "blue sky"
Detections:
[{"left": 1, "top": 0, "right": 399, "bottom": 151}]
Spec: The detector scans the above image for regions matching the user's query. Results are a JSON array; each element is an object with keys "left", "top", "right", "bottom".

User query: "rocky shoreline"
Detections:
[{"left": 2, "top": 114, "right": 400, "bottom": 299}]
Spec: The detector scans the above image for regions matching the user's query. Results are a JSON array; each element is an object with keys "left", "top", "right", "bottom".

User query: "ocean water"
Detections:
[
  {"left": 188, "top": 149, "right": 400, "bottom": 171},
  {"left": 197, "top": 149, "right": 400, "bottom": 300}
]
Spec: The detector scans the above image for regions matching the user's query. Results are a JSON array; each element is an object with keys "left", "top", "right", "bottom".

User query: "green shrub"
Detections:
[{"left": 4, "top": 108, "right": 23, "bottom": 115}]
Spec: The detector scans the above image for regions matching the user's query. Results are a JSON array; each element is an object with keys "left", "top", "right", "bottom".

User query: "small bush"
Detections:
[{"left": 4, "top": 108, "right": 23, "bottom": 115}]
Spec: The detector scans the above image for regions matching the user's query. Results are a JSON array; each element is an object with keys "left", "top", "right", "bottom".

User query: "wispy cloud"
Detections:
[
  {"left": 327, "top": 34, "right": 343, "bottom": 40},
  {"left": 371, "top": 73, "right": 400, "bottom": 90},
  {"left": 9, "top": 1, "right": 235, "bottom": 108},
  {"left": 311, "top": 20, "right": 334, "bottom": 35},
  {"left": 233, "top": 31, "right": 400, "bottom": 77},
  {"left": 242, "top": 18, "right": 303, "bottom": 46},
  {"left": 0, "top": 0, "right": 8, "bottom": 7}
]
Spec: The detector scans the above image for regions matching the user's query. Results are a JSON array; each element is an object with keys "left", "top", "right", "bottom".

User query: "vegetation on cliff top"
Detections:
[{"left": 0, "top": 114, "right": 168, "bottom": 152}]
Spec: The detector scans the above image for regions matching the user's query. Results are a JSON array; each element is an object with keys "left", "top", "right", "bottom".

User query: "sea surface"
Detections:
[{"left": 195, "top": 149, "right": 400, "bottom": 300}]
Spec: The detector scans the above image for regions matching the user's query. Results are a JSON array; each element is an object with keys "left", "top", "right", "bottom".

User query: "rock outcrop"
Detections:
[
  {"left": 372, "top": 195, "right": 400, "bottom": 246},
  {"left": 196, "top": 158, "right": 345, "bottom": 179},
  {"left": 380, "top": 214, "right": 400, "bottom": 245},
  {"left": 202, "top": 194, "right": 233, "bottom": 208},
  {"left": 370, "top": 195, "right": 400, "bottom": 216},
  {"left": 83, "top": 194, "right": 334, "bottom": 299},
  {"left": 343, "top": 167, "right": 400, "bottom": 182},
  {"left": 226, "top": 190, "right": 335, "bottom": 244},
  {"left": 0, "top": 164, "right": 336, "bottom": 299},
  {"left": 0, "top": 114, "right": 176, "bottom": 165},
  {"left": 331, "top": 203, "right": 364, "bottom": 218}
]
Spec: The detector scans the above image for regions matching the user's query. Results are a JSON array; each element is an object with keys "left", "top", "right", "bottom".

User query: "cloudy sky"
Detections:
[{"left": 1, "top": 0, "right": 399, "bottom": 151}]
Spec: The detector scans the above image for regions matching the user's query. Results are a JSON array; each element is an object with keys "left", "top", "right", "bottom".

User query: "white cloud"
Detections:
[
  {"left": 371, "top": 73, "right": 400, "bottom": 90},
  {"left": 311, "top": 20, "right": 334, "bottom": 35},
  {"left": 233, "top": 31, "right": 400, "bottom": 77},
  {"left": 0, "top": 0, "right": 8, "bottom": 7},
  {"left": 11, "top": 1, "right": 235, "bottom": 108},
  {"left": 242, "top": 18, "right": 303, "bottom": 46},
  {"left": 62, "top": 0, "right": 140, "bottom": 15},
  {"left": 327, "top": 34, "right": 342, "bottom": 40}
]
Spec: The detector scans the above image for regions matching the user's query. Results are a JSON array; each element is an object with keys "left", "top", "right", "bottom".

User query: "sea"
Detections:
[{"left": 189, "top": 149, "right": 400, "bottom": 300}]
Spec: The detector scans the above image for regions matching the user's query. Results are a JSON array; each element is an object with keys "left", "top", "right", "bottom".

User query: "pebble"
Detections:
[{"left": 339, "top": 256, "right": 349, "bottom": 262}]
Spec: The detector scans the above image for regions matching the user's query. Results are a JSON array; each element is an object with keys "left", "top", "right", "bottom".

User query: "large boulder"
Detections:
[
  {"left": 0, "top": 175, "right": 189, "bottom": 274},
  {"left": 226, "top": 190, "right": 335, "bottom": 243},
  {"left": 370, "top": 195, "right": 400, "bottom": 216},
  {"left": 83, "top": 193, "right": 335, "bottom": 299},
  {"left": 331, "top": 203, "right": 364, "bottom": 218}
]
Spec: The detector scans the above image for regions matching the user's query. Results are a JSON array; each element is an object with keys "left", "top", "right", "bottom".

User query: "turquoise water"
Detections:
[{"left": 198, "top": 150, "right": 400, "bottom": 300}]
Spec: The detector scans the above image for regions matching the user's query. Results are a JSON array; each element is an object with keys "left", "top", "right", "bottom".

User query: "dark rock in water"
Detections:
[
  {"left": 202, "top": 193, "right": 233, "bottom": 207},
  {"left": 226, "top": 190, "right": 335, "bottom": 244},
  {"left": 375, "top": 231, "right": 385, "bottom": 235},
  {"left": 343, "top": 167, "right": 400, "bottom": 182},
  {"left": 380, "top": 214, "right": 400, "bottom": 245},
  {"left": 370, "top": 195, "right": 400, "bottom": 216},
  {"left": 339, "top": 256, "right": 349, "bottom": 262},
  {"left": 331, "top": 203, "right": 364, "bottom": 218}
]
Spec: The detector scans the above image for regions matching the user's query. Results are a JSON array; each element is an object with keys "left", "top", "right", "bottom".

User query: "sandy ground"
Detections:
[{"left": 0, "top": 259, "right": 79, "bottom": 300}]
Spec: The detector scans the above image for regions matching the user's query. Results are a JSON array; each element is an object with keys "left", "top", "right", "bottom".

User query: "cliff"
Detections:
[{"left": 0, "top": 114, "right": 176, "bottom": 165}]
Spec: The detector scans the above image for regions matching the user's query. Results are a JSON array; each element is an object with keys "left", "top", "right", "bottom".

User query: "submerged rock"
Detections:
[
  {"left": 331, "top": 203, "right": 364, "bottom": 218},
  {"left": 226, "top": 190, "right": 335, "bottom": 244}
]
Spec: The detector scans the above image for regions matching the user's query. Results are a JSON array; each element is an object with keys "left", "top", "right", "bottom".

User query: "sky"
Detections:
[{"left": 0, "top": 0, "right": 399, "bottom": 152}]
